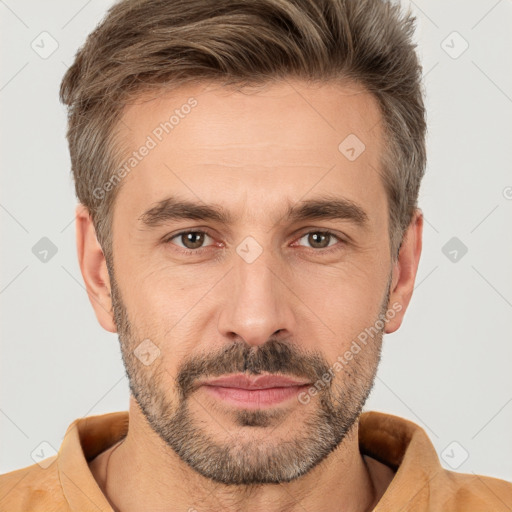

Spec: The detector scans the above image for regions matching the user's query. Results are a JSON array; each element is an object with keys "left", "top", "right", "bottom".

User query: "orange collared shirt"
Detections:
[{"left": 1, "top": 410, "right": 511, "bottom": 511}]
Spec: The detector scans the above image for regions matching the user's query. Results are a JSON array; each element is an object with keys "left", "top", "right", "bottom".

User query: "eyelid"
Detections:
[
  {"left": 163, "top": 229, "right": 217, "bottom": 250},
  {"left": 164, "top": 227, "right": 346, "bottom": 255},
  {"left": 292, "top": 229, "right": 345, "bottom": 250}
]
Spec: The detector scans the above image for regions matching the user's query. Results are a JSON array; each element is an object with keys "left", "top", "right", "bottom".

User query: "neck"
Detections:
[{"left": 92, "top": 400, "right": 393, "bottom": 512}]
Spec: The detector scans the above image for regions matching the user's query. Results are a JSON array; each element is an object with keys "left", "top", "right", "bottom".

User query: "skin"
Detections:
[{"left": 78, "top": 79, "right": 422, "bottom": 512}]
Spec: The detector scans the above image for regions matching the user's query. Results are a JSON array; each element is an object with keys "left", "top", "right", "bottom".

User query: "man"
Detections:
[{"left": 1, "top": 0, "right": 511, "bottom": 510}]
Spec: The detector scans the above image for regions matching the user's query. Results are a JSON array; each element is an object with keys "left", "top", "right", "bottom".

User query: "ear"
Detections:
[
  {"left": 75, "top": 204, "right": 117, "bottom": 333},
  {"left": 384, "top": 209, "right": 423, "bottom": 334}
]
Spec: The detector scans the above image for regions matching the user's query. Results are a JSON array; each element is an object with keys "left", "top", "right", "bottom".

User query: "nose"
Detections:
[{"left": 216, "top": 248, "right": 295, "bottom": 348}]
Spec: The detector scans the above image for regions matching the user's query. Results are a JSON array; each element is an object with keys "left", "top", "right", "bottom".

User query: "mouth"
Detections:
[{"left": 197, "top": 374, "right": 311, "bottom": 408}]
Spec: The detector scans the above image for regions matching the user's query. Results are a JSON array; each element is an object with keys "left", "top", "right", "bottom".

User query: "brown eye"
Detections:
[
  {"left": 297, "top": 231, "right": 340, "bottom": 250},
  {"left": 169, "top": 231, "right": 213, "bottom": 251}
]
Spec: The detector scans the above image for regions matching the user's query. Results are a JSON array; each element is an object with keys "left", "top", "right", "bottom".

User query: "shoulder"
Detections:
[
  {"left": 359, "top": 411, "right": 512, "bottom": 511},
  {"left": 434, "top": 469, "right": 512, "bottom": 511},
  {"left": 0, "top": 456, "right": 70, "bottom": 512}
]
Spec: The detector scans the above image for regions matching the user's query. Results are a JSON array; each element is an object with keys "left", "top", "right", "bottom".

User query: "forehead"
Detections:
[{"left": 113, "top": 79, "right": 387, "bottom": 230}]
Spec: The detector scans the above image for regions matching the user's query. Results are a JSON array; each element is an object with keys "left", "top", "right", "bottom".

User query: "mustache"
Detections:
[{"left": 176, "top": 339, "right": 331, "bottom": 401}]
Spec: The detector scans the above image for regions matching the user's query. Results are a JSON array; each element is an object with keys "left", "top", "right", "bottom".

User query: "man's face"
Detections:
[{"left": 108, "top": 80, "right": 395, "bottom": 485}]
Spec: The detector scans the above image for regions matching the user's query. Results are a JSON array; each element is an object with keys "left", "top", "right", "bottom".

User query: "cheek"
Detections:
[
  {"left": 118, "top": 263, "right": 222, "bottom": 372},
  {"left": 292, "top": 261, "right": 386, "bottom": 356},
  {"left": 122, "top": 257, "right": 220, "bottom": 318},
  {"left": 119, "top": 239, "right": 388, "bottom": 355}
]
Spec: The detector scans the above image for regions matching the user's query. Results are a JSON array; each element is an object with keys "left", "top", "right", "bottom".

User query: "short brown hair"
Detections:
[{"left": 60, "top": 0, "right": 426, "bottom": 263}]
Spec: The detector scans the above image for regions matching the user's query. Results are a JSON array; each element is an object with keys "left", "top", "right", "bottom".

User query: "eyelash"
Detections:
[{"left": 163, "top": 229, "right": 345, "bottom": 256}]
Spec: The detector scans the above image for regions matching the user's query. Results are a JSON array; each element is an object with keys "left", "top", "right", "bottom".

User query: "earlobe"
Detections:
[
  {"left": 384, "top": 209, "right": 423, "bottom": 334},
  {"left": 75, "top": 204, "right": 117, "bottom": 333}
]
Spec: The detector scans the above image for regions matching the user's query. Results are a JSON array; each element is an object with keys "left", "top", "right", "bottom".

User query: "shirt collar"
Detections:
[
  {"left": 56, "top": 410, "right": 441, "bottom": 511},
  {"left": 58, "top": 411, "right": 129, "bottom": 511},
  {"left": 359, "top": 411, "right": 442, "bottom": 511}
]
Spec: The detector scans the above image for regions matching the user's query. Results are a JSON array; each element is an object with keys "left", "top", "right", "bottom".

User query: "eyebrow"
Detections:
[{"left": 138, "top": 194, "right": 369, "bottom": 230}]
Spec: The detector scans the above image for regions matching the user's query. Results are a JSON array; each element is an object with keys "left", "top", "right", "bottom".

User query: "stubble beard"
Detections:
[{"left": 109, "top": 267, "right": 389, "bottom": 485}]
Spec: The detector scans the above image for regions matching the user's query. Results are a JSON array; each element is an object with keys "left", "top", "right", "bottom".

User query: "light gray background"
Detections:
[{"left": 1, "top": 0, "right": 511, "bottom": 484}]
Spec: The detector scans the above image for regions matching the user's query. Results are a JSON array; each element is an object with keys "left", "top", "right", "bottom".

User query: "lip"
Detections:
[
  {"left": 200, "top": 374, "right": 311, "bottom": 389},
  {"left": 198, "top": 374, "right": 311, "bottom": 409}
]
